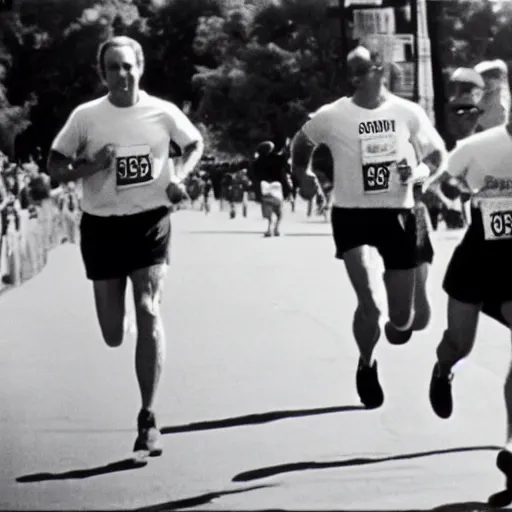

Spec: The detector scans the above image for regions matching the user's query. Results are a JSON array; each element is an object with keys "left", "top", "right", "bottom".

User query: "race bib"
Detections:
[
  {"left": 360, "top": 132, "right": 397, "bottom": 194},
  {"left": 479, "top": 197, "right": 512, "bottom": 241},
  {"left": 116, "top": 145, "right": 153, "bottom": 189}
]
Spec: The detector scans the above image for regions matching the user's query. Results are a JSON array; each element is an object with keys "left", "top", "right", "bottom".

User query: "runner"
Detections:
[
  {"left": 310, "top": 144, "right": 333, "bottom": 221},
  {"left": 250, "top": 140, "right": 291, "bottom": 237},
  {"left": 433, "top": 67, "right": 485, "bottom": 229},
  {"left": 200, "top": 170, "right": 212, "bottom": 214},
  {"left": 291, "top": 46, "right": 446, "bottom": 408},
  {"left": 47, "top": 36, "right": 203, "bottom": 459},
  {"left": 58, "top": 182, "right": 81, "bottom": 244},
  {"left": 185, "top": 171, "right": 203, "bottom": 209},
  {"left": 427, "top": 118, "right": 512, "bottom": 501},
  {"left": 474, "top": 59, "right": 510, "bottom": 132}
]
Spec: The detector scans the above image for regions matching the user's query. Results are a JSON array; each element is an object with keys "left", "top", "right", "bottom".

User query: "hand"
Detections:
[
  {"left": 92, "top": 144, "right": 116, "bottom": 171},
  {"left": 166, "top": 181, "right": 188, "bottom": 204},
  {"left": 440, "top": 176, "right": 464, "bottom": 200},
  {"left": 396, "top": 158, "right": 412, "bottom": 185}
]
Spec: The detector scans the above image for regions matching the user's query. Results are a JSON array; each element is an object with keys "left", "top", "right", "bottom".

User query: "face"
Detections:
[
  {"left": 349, "top": 52, "right": 385, "bottom": 94},
  {"left": 481, "top": 70, "right": 503, "bottom": 93},
  {"left": 103, "top": 45, "right": 142, "bottom": 96},
  {"left": 448, "top": 106, "right": 481, "bottom": 140}
]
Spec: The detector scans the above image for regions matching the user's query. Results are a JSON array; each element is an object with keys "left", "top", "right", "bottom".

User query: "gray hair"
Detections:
[{"left": 97, "top": 36, "right": 145, "bottom": 80}]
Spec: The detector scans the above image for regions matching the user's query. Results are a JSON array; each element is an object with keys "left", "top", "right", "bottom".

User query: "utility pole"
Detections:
[
  {"left": 338, "top": 0, "right": 348, "bottom": 96},
  {"left": 326, "top": 0, "right": 349, "bottom": 95}
]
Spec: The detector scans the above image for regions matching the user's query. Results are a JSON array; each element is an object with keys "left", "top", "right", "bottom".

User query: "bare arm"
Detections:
[
  {"left": 417, "top": 148, "right": 445, "bottom": 183},
  {"left": 290, "top": 130, "right": 316, "bottom": 181},
  {"left": 422, "top": 140, "right": 473, "bottom": 200},
  {"left": 181, "top": 139, "right": 204, "bottom": 176},
  {"left": 47, "top": 147, "right": 113, "bottom": 184},
  {"left": 172, "top": 139, "right": 204, "bottom": 183}
]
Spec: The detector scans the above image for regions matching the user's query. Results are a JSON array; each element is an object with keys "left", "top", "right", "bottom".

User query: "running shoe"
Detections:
[
  {"left": 356, "top": 359, "right": 384, "bottom": 409},
  {"left": 133, "top": 409, "right": 163, "bottom": 457},
  {"left": 429, "top": 362, "right": 453, "bottom": 419},
  {"left": 488, "top": 450, "right": 512, "bottom": 507}
]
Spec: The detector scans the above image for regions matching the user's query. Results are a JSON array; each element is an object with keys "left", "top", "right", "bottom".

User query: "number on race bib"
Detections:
[
  {"left": 362, "top": 162, "right": 391, "bottom": 193},
  {"left": 116, "top": 145, "right": 153, "bottom": 189},
  {"left": 490, "top": 211, "right": 512, "bottom": 239},
  {"left": 479, "top": 197, "right": 512, "bottom": 241}
]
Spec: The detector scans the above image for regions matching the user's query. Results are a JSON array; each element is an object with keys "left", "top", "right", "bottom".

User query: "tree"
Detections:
[
  {"left": 0, "top": 9, "right": 34, "bottom": 158},
  {"left": 192, "top": 0, "right": 343, "bottom": 155},
  {"left": 141, "top": 0, "right": 222, "bottom": 106},
  {"left": 4, "top": 0, "right": 145, "bottom": 157}
]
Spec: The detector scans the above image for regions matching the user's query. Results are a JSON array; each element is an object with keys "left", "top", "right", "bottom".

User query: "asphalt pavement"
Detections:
[{"left": 1, "top": 201, "right": 510, "bottom": 511}]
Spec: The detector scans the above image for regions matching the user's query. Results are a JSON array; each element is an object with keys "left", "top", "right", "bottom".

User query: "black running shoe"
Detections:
[
  {"left": 133, "top": 409, "right": 163, "bottom": 457},
  {"left": 356, "top": 359, "right": 384, "bottom": 409},
  {"left": 497, "top": 449, "right": 512, "bottom": 486},
  {"left": 384, "top": 321, "right": 412, "bottom": 345},
  {"left": 488, "top": 450, "right": 512, "bottom": 507},
  {"left": 429, "top": 362, "right": 453, "bottom": 419}
]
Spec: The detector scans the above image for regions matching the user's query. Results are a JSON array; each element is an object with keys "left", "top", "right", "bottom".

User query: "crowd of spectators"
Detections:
[{"left": 0, "top": 150, "right": 81, "bottom": 287}]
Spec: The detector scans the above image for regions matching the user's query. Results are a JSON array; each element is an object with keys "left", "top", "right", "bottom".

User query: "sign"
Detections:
[
  {"left": 346, "top": 0, "right": 383, "bottom": 5},
  {"left": 353, "top": 8, "right": 395, "bottom": 38}
]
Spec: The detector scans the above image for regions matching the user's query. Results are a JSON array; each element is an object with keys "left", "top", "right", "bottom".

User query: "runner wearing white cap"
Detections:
[{"left": 474, "top": 59, "right": 510, "bottom": 131}]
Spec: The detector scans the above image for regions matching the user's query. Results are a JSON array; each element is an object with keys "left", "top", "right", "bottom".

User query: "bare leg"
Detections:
[
  {"left": 93, "top": 277, "right": 128, "bottom": 347},
  {"left": 130, "top": 263, "right": 168, "bottom": 411}
]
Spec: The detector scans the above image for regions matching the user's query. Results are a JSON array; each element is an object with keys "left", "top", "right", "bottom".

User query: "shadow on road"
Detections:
[
  {"left": 161, "top": 405, "right": 365, "bottom": 435},
  {"left": 16, "top": 458, "right": 147, "bottom": 483},
  {"left": 232, "top": 445, "right": 501, "bottom": 482},
  {"left": 149, "top": 504, "right": 507, "bottom": 512},
  {"left": 430, "top": 502, "right": 499, "bottom": 512},
  {"left": 136, "top": 493, "right": 505, "bottom": 511},
  {"left": 136, "top": 484, "right": 273, "bottom": 511}
]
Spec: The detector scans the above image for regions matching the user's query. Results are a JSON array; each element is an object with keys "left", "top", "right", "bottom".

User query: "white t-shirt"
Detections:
[
  {"left": 51, "top": 91, "right": 201, "bottom": 216},
  {"left": 446, "top": 125, "right": 512, "bottom": 241},
  {"left": 302, "top": 94, "right": 445, "bottom": 209}
]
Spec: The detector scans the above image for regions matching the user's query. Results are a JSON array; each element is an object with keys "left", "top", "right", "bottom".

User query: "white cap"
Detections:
[{"left": 474, "top": 59, "right": 508, "bottom": 75}]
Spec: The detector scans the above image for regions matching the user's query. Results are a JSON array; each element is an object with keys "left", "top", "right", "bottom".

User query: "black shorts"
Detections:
[
  {"left": 80, "top": 206, "right": 171, "bottom": 281},
  {"left": 330, "top": 206, "right": 434, "bottom": 270},
  {"left": 443, "top": 207, "right": 512, "bottom": 304}
]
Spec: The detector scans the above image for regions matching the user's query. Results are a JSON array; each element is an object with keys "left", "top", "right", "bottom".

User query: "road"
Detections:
[{"left": 1, "top": 201, "right": 510, "bottom": 511}]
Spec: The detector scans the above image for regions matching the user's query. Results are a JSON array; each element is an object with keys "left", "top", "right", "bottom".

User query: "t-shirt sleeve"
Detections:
[
  {"left": 445, "top": 142, "right": 472, "bottom": 179},
  {"left": 301, "top": 109, "right": 331, "bottom": 145},
  {"left": 164, "top": 103, "right": 202, "bottom": 149},
  {"left": 408, "top": 104, "right": 447, "bottom": 161},
  {"left": 51, "top": 108, "right": 86, "bottom": 159}
]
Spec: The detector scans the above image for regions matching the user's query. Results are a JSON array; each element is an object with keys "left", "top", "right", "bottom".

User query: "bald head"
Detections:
[
  {"left": 347, "top": 45, "right": 384, "bottom": 76},
  {"left": 347, "top": 46, "right": 372, "bottom": 71},
  {"left": 346, "top": 45, "right": 385, "bottom": 95}
]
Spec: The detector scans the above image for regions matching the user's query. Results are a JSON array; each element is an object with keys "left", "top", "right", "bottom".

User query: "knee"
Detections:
[
  {"left": 388, "top": 307, "right": 415, "bottom": 332},
  {"left": 501, "top": 302, "right": 512, "bottom": 326},
  {"left": 356, "top": 300, "right": 381, "bottom": 326},
  {"left": 135, "top": 292, "right": 161, "bottom": 324},
  {"left": 101, "top": 323, "right": 124, "bottom": 348},
  {"left": 437, "top": 328, "right": 471, "bottom": 362},
  {"left": 412, "top": 306, "right": 431, "bottom": 331}
]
